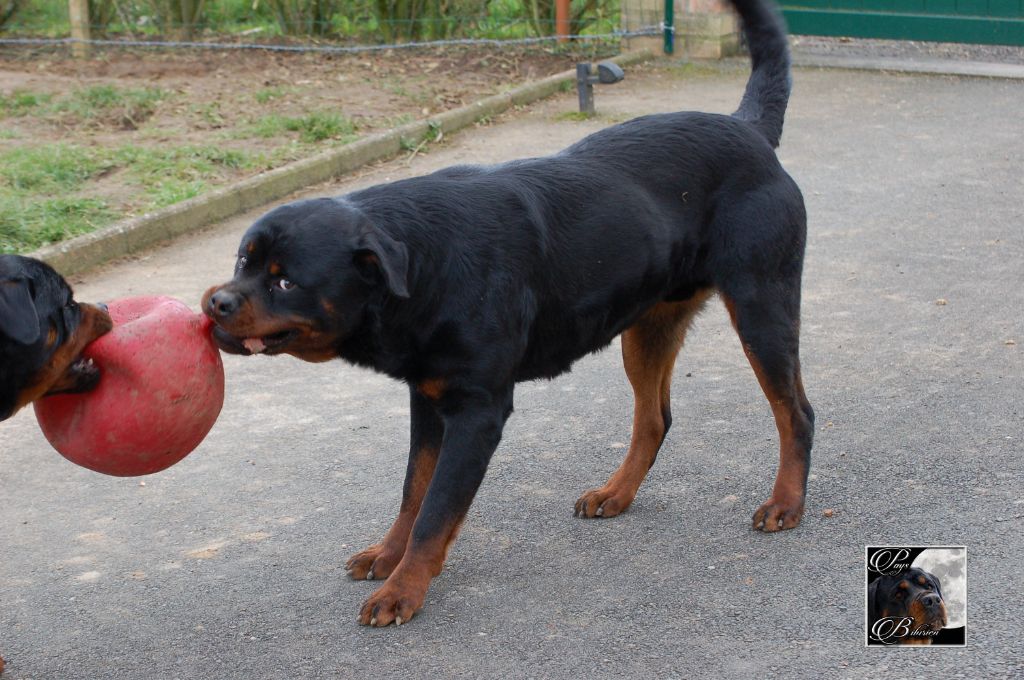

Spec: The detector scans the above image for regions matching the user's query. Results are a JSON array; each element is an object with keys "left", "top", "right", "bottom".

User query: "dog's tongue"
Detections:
[{"left": 243, "top": 337, "right": 266, "bottom": 354}]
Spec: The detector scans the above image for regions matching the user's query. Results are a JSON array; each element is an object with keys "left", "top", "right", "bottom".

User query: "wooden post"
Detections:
[
  {"left": 69, "top": 0, "right": 91, "bottom": 58},
  {"left": 556, "top": 0, "right": 570, "bottom": 43}
]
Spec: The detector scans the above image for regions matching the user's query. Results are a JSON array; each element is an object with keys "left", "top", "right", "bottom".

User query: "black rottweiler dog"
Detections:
[
  {"left": 0, "top": 255, "right": 112, "bottom": 422},
  {"left": 203, "top": 0, "right": 813, "bottom": 626},
  {"left": 868, "top": 568, "right": 947, "bottom": 645}
]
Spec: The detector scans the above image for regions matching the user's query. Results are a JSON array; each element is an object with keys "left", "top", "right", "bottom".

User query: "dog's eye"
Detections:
[
  {"left": 276, "top": 278, "right": 295, "bottom": 291},
  {"left": 236, "top": 256, "right": 248, "bottom": 270}
]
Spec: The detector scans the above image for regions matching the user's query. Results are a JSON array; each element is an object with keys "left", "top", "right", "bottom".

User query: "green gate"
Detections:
[{"left": 780, "top": 1, "right": 1024, "bottom": 46}]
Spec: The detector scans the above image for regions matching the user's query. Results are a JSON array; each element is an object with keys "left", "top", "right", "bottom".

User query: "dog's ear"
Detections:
[
  {"left": 354, "top": 224, "right": 410, "bottom": 299},
  {"left": 930, "top": 573, "right": 943, "bottom": 601},
  {"left": 867, "top": 578, "right": 881, "bottom": 622},
  {"left": 0, "top": 278, "right": 40, "bottom": 345}
]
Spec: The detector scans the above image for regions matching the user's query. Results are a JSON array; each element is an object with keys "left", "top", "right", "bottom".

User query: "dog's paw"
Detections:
[
  {"left": 345, "top": 543, "right": 402, "bottom": 581},
  {"left": 574, "top": 486, "right": 632, "bottom": 519},
  {"left": 752, "top": 496, "right": 804, "bottom": 532},
  {"left": 358, "top": 579, "right": 426, "bottom": 627}
]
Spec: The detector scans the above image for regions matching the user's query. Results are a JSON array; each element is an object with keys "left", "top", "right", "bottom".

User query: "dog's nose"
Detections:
[
  {"left": 209, "top": 290, "right": 241, "bottom": 319},
  {"left": 921, "top": 593, "right": 941, "bottom": 609}
]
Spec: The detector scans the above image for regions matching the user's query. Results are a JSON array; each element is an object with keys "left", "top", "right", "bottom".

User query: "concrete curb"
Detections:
[
  {"left": 792, "top": 53, "right": 1024, "bottom": 80},
  {"left": 31, "top": 49, "right": 653, "bottom": 277}
]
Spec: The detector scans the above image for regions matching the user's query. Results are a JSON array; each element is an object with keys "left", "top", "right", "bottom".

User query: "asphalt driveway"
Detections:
[{"left": 1, "top": 60, "right": 1021, "bottom": 678}]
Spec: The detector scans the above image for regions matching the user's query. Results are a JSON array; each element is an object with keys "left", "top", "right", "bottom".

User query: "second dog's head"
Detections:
[
  {"left": 0, "top": 255, "right": 113, "bottom": 421},
  {"left": 201, "top": 198, "right": 409, "bottom": 362},
  {"left": 868, "top": 567, "right": 948, "bottom": 639}
]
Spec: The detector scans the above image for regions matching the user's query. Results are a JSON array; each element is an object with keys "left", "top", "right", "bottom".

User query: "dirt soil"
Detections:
[
  {"left": 0, "top": 44, "right": 612, "bottom": 227},
  {"left": 0, "top": 45, "right": 592, "bottom": 131}
]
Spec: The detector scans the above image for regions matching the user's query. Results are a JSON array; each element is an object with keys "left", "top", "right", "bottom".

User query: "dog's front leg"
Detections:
[
  {"left": 358, "top": 387, "right": 510, "bottom": 626},
  {"left": 346, "top": 387, "right": 444, "bottom": 580}
]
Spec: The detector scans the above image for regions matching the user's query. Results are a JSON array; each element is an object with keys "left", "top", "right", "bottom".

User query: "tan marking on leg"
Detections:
[
  {"left": 358, "top": 513, "right": 462, "bottom": 627},
  {"left": 417, "top": 378, "right": 446, "bottom": 401},
  {"left": 721, "top": 296, "right": 810, "bottom": 532},
  {"left": 576, "top": 291, "right": 712, "bottom": 518},
  {"left": 346, "top": 446, "right": 439, "bottom": 581}
]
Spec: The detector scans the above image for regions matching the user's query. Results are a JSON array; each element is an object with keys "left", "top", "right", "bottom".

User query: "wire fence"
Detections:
[
  {"left": 0, "top": 0, "right": 666, "bottom": 56},
  {"left": 0, "top": 25, "right": 659, "bottom": 54}
]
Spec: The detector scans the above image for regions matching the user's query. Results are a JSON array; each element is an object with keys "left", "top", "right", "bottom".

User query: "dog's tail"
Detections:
[{"left": 729, "top": 0, "right": 792, "bottom": 148}]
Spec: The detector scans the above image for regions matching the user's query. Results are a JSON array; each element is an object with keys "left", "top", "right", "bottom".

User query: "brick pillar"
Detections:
[
  {"left": 621, "top": 0, "right": 664, "bottom": 54},
  {"left": 622, "top": 0, "right": 740, "bottom": 59},
  {"left": 677, "top": 0, "right": 740, "bottom": 58}
]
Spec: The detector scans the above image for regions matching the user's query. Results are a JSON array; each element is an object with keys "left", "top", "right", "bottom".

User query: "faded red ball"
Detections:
[{"left": 35, "top": 296, "right": 225, "bottom": 476}]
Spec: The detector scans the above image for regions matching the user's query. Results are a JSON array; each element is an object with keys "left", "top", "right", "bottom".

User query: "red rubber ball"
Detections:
[{"left": 34, "top": 296, "right": 225, "bottom": 476}]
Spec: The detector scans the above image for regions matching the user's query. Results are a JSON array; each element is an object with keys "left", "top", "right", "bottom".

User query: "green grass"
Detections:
[
  {"left": 0, "top": 142, "right": 260, "bottom": 253},
  {"left": 54, "top": 85, "right": 168, "bottom": 121},
  {"left": 0, "top": 194, "right": 115, "bottom": 254},
  {"left": 666, "top": 61, "right": 725, "bottom": 78},
  {"left": 254, "top": 87, "right": 287, "bottom": 104},
  {"left": 0, "top": 90, "right": 52, "bottom": 116},
  {"left": 554, "top": 111, "right": 595, "bottom": 122},
  {"left": 0, "top": 85, "right": 169, "bottom": 126},
  {"left": 114, "top": 145, "right": 254, "bottom": 208},
  {"left": 0, "top": 145, "right": 109, "bottom": 191},
  {"left": 246, "top": 111, "right": 357, "bottom": 143}
]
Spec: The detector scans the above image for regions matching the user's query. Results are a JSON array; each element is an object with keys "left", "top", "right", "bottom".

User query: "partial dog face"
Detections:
[
  {"left": 202, "top": 198, "right": 409, "bottom": 363},
  {"left": 0, "top": 255, "right": 113, "bottom": 421},
  {"left": 870, "top": 567, "right": 948, "bottom": 635}
]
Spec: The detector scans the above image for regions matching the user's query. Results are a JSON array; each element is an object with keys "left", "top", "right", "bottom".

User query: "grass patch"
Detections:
[
  {"left": 254, "top": 87, "right": 287, "bottom": 104},
  {"left": 246, "top": 111, "right": 357, "bottom": 143},
  {"left": 0, "top": 142, "right": 259, "bottom": 252},
  {"left": 1, "top": 86, "right": 169, "bottom": 128},
  {"left": 0, "top": 90, "right": 52, "bottom": 117},
  {"left": 115, "top": 145, "right": 255, "bottom": 208},
  {"left": 0, "top": 193, "right": 115, "bottom": 254},
  {"left": 0, "top": 145, "right": 109, "bottom": 191},
  {"left": 53, "top": 85, "right": 169, "bottom": 127},
  {"left": 190, "top": 101, "right": 226, "bottom": 128},
  {"left": 665, "top": 61, "right": 724, "bottom": 78},
  {"left": 554, "top": 111, "right": 595, "bottom": 122}
]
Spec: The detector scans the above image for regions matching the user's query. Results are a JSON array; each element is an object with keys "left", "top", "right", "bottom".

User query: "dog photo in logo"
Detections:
[{"left": 865, "top": 546, "right": 967, "bottom": 646}]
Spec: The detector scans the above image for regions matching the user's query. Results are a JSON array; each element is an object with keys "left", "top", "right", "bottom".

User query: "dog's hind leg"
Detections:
[
  {"left": 720, "top": 280, "right": 814, "bottom": 532},
  {"left": 575, "top": 292, "right": 712, "bottom": 519}
]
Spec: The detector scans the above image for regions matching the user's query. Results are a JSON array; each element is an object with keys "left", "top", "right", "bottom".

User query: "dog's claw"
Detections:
[{"left": 366, "top": 570, "right": 374, "bottom": 580}]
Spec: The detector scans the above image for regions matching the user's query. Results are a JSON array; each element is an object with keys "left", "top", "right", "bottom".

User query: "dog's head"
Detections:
[
  {"left": 868, "top": 567, "right": 947, "bottom": 636},
  {"left": 0, "top": 255, "right": 113, "bottom": 421},
  {"left": 201, "top": 198, "right": 409, "bottom": 362}
]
